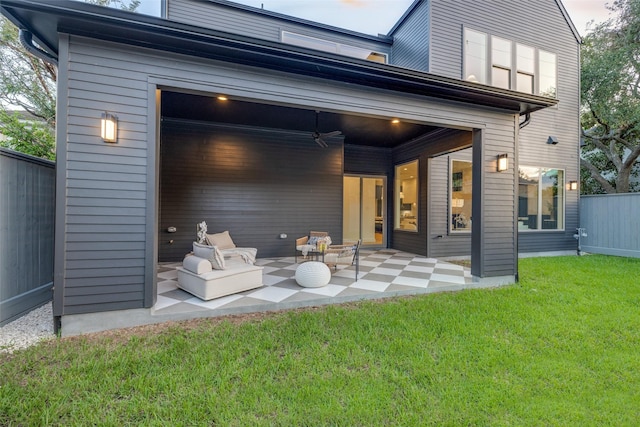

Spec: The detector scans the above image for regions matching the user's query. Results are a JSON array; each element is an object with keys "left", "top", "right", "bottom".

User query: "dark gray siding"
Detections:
[
  {"left": 60, "top": 39, "right": 155, "bottom": 315},
  {"left": 0, "top": 149, "right": 55, "bottom": 325},
  {"left": 167, "top": 0, "right": 391, "bottom": 57},
  {"left": 428, "top": 0, "right": 580, "bottom": 254},
  {"left": 392, "top": 130, "right": 473, "bottom": 257},
  {"left": 59, "top": 33, "right": 524, "bottom": 316},
  {"left": 159, "top": 121, "right": 343, "bottom": 261},
  {"left": 344, "top": 145, "right": 391, "bottom": 176},
  {"left": 389, "top": 0, "right": 430, "bottom": 71},
  {"left": 429, "top": 147, "right": 472, "bottom": 257}
]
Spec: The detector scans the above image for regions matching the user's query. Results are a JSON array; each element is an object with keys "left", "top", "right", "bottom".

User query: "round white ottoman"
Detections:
[{"left": 295, "top": 261, "right": 331, "bottom": 288}]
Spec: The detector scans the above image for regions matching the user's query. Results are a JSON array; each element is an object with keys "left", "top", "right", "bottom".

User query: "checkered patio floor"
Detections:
[{"left": 153, "top": 249, "right": 473, "bottom": 318}]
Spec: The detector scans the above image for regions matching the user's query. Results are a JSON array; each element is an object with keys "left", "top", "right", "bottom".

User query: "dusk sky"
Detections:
[{"left": 137, "top": 0, "right": 613, "bottom": 36}]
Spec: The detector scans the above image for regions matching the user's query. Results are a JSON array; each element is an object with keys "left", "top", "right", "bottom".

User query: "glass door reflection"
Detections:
[{"left": 343, "top": 176, "right": 385, "bottom": 246}]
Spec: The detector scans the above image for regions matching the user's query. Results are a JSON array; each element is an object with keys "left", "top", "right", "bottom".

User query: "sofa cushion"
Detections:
[
  {"left": 206, "top": 230, "right": 236, "bottom": 250},
  {"left": 182, "top": 255, "right": 213, "bottom": 275},
  {"left": 193, "top": 242, "right": 226, "bottom": 270}
]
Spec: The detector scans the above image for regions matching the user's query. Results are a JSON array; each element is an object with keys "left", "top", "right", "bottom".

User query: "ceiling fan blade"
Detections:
[
  {"left": 315, "top": 137, "right": 328, "bottom": 148},
  {"left": 320, "top": 130, "right": 342, "bottom": 138}
]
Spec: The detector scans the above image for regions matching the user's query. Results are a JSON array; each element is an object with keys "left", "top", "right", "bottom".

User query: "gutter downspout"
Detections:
[
  {"left": 514, "top": 111, "right": 531, "bottom": 282},
  {"left": 19, "top": 30, "right": 58, "bottom": 66}
]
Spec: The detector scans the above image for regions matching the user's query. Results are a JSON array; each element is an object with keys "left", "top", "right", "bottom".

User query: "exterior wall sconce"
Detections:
[
  {"left": 569, "top": 180, "right": 578, "bottom": 191},
  {"left": 497, "top": 153, "right": 508, "bottom": 172},
  {"left": 101, "top": 112, "right": 118, "bottom": 143},
  {"left": 547, "top": 135, "right": 559, "bottom": 145}
]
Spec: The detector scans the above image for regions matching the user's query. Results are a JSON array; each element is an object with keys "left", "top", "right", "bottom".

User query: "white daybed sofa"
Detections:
[{"left": 176, "top": 237, "right": 263, "bottom": 300}]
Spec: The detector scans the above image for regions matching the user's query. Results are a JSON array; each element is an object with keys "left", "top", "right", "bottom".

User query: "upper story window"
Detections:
[
  {"left": 539, "top": 50, "right": 557, "bottom": 98},
  {"left": 464, "top": 29, "right": 487, "bottom": 84},
  {"left": 492, "top": 36, "right": 511, "bottom": 89},
  {"left": 516, "top": 44, "right": 535, "bottom": 94},
  {"left": 281, "top": 31, "right": 387, "bottom": 64},
  {"left": 464, "top": 28, "right": 557, "bottom": 99}
]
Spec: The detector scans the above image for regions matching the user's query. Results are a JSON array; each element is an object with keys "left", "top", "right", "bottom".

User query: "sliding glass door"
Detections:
[{"left": 343, "top": 175, "right": 385, "bottom": 246}]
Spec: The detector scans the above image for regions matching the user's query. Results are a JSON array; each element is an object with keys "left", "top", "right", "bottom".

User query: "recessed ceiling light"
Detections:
[
  {"left": 217, "top": 95, "right": 228, "bottom": 101},
  {"left": 391, "top": 119, "right": 400, "bottom": 124}
]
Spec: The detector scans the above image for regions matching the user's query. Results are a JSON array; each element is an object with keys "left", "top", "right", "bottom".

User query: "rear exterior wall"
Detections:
[
  {"left": 56, "top": 33, "right": 520, "bottom": 316},
  {"left": 425, "top": 0, "right": 581, "bottom": 253}
]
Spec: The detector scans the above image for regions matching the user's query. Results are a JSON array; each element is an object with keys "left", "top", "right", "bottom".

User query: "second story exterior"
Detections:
[{"left": 165, "top": 0, "right": 582, "bottom": 252}]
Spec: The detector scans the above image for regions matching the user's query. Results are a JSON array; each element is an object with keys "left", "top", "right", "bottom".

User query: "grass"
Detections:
[{"left": 1, "top": 255, "right": 639, "bottom": 426}]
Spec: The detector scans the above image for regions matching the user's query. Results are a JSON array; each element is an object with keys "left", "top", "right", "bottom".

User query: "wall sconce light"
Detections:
[
  {"left": 497, "top": 153, "right": 508, "bottom": 172},
  {"left": 101, "top": 112, "right": 118, "bottom": 143},
  {"left": 547, "top": 135, "right": 559, "bottom": 145},
  {"left": 569, "top": 180, "right": 578, "bottom": 191}
]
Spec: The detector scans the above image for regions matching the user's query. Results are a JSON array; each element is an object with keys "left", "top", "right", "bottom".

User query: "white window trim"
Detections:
[{"left": 518, "top": 166, "right": 566, "bottom": 232}]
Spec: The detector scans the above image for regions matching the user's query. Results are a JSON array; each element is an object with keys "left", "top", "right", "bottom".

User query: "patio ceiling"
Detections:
[{"left": 161, "top": 91, "right": 440, "bottom": 148}]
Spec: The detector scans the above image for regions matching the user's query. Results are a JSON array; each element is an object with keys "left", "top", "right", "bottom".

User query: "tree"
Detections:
[
  {"left": 580, "top": 0, "right": 640, "bottom": 194},
  {"left": 0, "top": 0, "right": 139, "bottom": 161}
]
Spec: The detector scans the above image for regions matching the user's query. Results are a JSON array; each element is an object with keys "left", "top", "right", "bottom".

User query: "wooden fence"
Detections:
[
  {"left": 0, "top": 148, "right": 55, "bottom": 326},
  {"left": 579, "top": 193, "right": 640, "bottom": 258}
]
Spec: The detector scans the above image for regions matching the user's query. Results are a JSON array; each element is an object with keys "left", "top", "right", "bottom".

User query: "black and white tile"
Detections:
[{"left": 153, "top": 249, "right": 472, "bottom": 316}]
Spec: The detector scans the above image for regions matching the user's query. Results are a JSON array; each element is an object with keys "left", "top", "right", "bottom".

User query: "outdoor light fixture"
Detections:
[
  {"left": 497, "top": 153, "right": 508, "bottom": 172},
  {"left": 547, "top": 135, "right": 559, "bottom": 145},
  {"left": 101, "top": 112, "right": 118, "bottom": 143},
  {"left": 569, "top": 180, "right": 578, "bottom": 191}
]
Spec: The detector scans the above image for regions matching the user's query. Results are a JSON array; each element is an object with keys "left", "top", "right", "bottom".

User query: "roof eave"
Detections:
[{"left": 0, "top": 0, "right": 556, "bottom": 115}]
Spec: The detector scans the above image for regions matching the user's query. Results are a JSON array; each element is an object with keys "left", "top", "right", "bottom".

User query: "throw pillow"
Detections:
[
  {"left": 205, "top": 230, "right": 236, "bottom": 250},
  {"left": 193, "top": 242, "right": 226, "bottom": 270}
]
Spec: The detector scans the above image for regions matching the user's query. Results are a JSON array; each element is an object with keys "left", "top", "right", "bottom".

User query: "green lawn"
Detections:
[{"left": 1, "top": 255, "right": 639, "bottom": 426}]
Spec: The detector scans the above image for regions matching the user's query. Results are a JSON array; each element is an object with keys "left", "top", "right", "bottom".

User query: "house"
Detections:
[{"left": 0, "top": 0, "right": 580, "bottom": 334}]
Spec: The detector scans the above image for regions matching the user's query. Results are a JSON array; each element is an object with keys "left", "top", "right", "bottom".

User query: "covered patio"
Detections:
[{"left": 151, "top": 249, "right": 491, "bottom": 324}]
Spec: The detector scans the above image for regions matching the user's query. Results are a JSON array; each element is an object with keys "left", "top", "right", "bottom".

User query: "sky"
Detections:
[{"left": 136, "top": 0, "right": 613, "bottom": 37}]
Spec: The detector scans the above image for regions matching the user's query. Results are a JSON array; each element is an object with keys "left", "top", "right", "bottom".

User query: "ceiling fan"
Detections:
[{"left": 312, "top": 110, "right": 342, "bottom": 148}]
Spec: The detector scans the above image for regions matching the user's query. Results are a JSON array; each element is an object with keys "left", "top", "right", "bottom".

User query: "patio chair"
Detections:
[
  {"left": 324, "top": 239, "right": 361, "bottom": 281},
  {"left": 295, "top": 231, "right": 329, "bottom": 263}
]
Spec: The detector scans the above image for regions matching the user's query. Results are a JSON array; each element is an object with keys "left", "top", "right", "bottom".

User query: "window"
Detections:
[
  {"left": 516, "top": 44, "right": 535, "bottom": 94},
  {"left": 281, "top": 31, "right": 388, "bottom": 64},
  {"left": 462, "top": 29, "right": 557, "bottom": 98},
  {"left": 464, "top": 29, "right": 487, "bottom": 84},
  {"left": 395, "top": 160, "right": 418, "bottom": 231},
  {"left": 539, "top": 50, "right": 557, "bottom": 98},
  {"left": 491, "top": 36, "right": 511, "bottom": 89},
  {"left": 518, "top": 167, "right": 564, "bottom": 230},
  {"left": 451, "top": 160, "right": 472, "bottom": 232}
]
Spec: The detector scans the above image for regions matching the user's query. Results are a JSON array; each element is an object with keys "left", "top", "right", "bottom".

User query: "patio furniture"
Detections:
[
  {"left": 177, "top": 254, "right": 263, "bottom": 301},
  {"left": 324, "top": 239, "right": 361, "bottom": 281},
  {"left": 295, "top": 231, "right": 330, "bottom": 263},
  {"left": 295, "top": 261, "right": 331, "bottom": 288},
  {"left": 196, "top": 223, "right": 257, "bottom": 264}
]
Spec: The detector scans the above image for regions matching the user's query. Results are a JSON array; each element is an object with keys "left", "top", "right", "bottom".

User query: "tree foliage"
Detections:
[
  {"left": 0, "top": 110, "right": 56, "bottom": 159},
  {"left": 580, "top": 0, "right": 640, "bottom": 194},
  {"left": 0, "top": 0, "right": 139, "bottom": 160}
]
